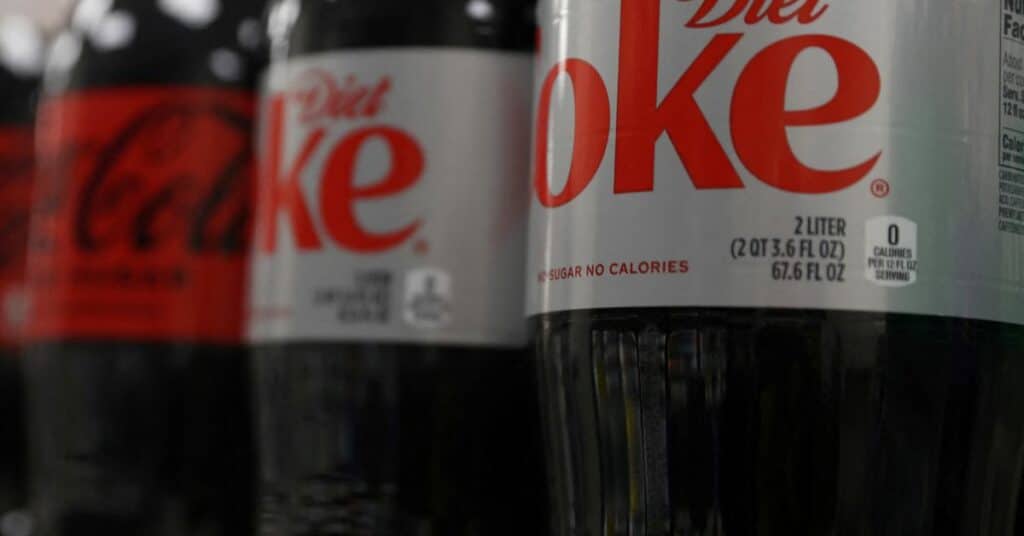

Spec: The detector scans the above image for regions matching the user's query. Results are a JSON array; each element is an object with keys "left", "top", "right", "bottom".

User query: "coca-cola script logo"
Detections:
[
  {"left": 258, "top": 71, "right": 424, "bottom": 255},
  {"left": 534, "top": 0, "right": 881, "bottom": 207},
  {"left": 291, "top": 69, "right": 392, "bottom": 124},
  {"left": 36, "top": 101, "right": 253, "bottom": 256}
]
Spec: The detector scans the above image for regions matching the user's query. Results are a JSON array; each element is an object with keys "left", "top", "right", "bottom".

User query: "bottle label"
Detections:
[
  {"left": 27, "top": 88, "right": 255, "bottom": 344},
  {"left": 249, "top": 49, "right": 532, "bottom": 346},
  {"left": 0, "top": 126, "right": 33, "bottom": 347},
  {"left": 528, "top": 0, "right": 1024, "bottom": 324}
]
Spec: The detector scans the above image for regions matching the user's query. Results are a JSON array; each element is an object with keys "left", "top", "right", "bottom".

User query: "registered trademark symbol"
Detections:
[
  {"left": 414, "top": 239, "right": 429, "bottom": 255},
  {"left": 870, "top": 179, "right": 891, "bottom": 198}
]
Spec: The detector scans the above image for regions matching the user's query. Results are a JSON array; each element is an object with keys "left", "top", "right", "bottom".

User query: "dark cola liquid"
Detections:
[
  {"left": 22, "top": 1, "right": 264, "bottom": 534},
  {"left": 255, "top": 345, "right": 545, "bottom": 534},
  {"left": 0, "top": 349, "right": 27, "bottom": 527},
  {"left": 534, "top": 309, "right": 1024, "bottom": 535},
  {"left": 24, "top": 343, "right": 251, "bottom": 534}
]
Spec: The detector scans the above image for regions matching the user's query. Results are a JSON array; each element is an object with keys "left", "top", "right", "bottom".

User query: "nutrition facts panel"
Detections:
[{"left": 1000, "top": 0, "right": 1024, "bottom": 234}]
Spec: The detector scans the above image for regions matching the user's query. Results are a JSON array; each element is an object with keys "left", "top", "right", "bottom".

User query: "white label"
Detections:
[
  {"left": 527, "top": 0, "right": 1024, "bottom": 324},
  {"left": 250, "top": 49, "right": 532, "bottom": 346}
]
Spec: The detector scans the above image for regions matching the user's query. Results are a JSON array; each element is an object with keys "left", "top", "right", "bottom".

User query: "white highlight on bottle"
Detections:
[
  {"left": 466, "top": 0, "right": 496, "bottom": 21},
  {"left": 0, "top": 16, "right": 43, "bottom": 76},
  {"left": 0, "top": 511, "right": 33, "bottom": 536},
  {"left": 89, "top": 11, "right": 136, "bottom": 51},
  {"left": 72, "top": 0, "right": 113, "bottom": 32},
  {"left": 46, "top": 33, "right": 83, "bottom": 75},
  {"left": 267, "top": 0, "right": 300, "bottom": 46},
  {"left": 237, "top": 18, "right": 262, "bottom": 50},
  {"left": 209, "top": 48, "right": 243, "bottom": 82},
  {"left": 158, "top": 0, "right": 221, "bottom": 29}
]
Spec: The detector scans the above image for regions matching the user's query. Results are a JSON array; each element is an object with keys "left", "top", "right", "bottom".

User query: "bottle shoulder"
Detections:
[
  {"left": 267, "top": 0, "right": 536, "bottom": 58},
  {"left": 45, "top": 0, "right": 267, "bottom": 94}
]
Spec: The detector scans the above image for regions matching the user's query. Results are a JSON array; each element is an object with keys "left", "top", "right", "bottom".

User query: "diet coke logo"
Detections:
[
  {"left": 291, "top": 69, "right": 391, "bottom": 124},
  {"left": 684, "top": 0, "right": 829, "bottom": 28},
  {"left": 535, "top": 0, "right": 879, "bottom": 207},
  {"left": 35, "top": 101, "right": 253, "bottom": 255},
  {"left": 257, "top": 92, "right": 424, "bottom": 254}
]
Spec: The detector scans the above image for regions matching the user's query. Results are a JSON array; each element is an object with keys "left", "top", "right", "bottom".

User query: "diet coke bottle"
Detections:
[
  {"left": 530, "top": 0, "right": 1024, "bottom": 533},
  {"left": 251, "top": 0, "right": 545, "bottom": 533}
]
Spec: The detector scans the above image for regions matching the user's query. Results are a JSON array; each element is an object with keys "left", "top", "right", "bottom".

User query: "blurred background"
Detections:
[{"left": 0, "top": 1, "right": 73, "bottom": 31}]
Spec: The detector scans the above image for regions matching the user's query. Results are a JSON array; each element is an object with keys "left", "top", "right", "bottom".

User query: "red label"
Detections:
[
  {"left": 0, "top": 126, "right": 34, "bottom": 348},
  {"left": 27, "top": 88, "right": 255, "bottom": 344}
]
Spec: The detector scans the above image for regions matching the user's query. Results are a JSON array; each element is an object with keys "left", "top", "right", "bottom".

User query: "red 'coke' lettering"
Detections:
[
  {"left": 534, "top": 0, "right": 881, "bottom": 207},
  {"left": 258, "top": 95, "right": 424, "bottom": 254}
]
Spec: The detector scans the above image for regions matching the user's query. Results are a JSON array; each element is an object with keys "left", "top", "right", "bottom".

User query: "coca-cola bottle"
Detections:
[
  {"left": 530, "top": 0, "right": 1024, "bottom": 534},
  {"left": 250, "top": 0, "right": 545, "bottom": 533},
  {"left": 0, "top": 15, "right": 41, "bottom": 536},
  {"left": 23, "top": 1, "right": 265, "bottom": 534}
]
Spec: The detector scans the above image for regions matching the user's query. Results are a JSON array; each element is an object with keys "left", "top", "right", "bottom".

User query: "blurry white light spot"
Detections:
[
  {"left": 47, "top": 33, "right": 83, "bottom": 73},
  {"left": 209, "top": 48, "right": 243, "bottom": 81},
  {"left": 89, "top": 11, "right": 136, "bottom": 51},
  {"left": 158, "top": 0, "right": 222, "bottom": 28},
  {"left": 0, "top": 510, "right": 33, "bottom": 536},
  {"left": 466, "top": 0, "right": 496, "bottom": 21},
  {"left": 72, "top": 0, "right": 113, "bottom": 31},
  {"left": 0, "top": 16, "right": 43, "bottom": 76},
  {"left": 2, "top": 287, "right": 26, "bottom": 331},
  {"left": 237, "top": 18, "right": 262, "bottom": 50}
]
